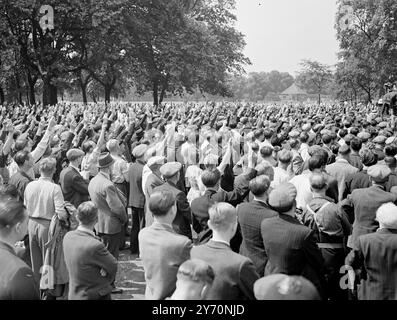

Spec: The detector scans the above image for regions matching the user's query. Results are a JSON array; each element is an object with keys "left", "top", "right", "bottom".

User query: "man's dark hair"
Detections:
[
  {"left": 350, "top": 138, "right": 362, "bottom": 152},
  {"left": 77, "top": 201, "right": 98, "bottom": 225},
  {"left": 14, "top": 150, "right": 30, "bottom": 167},
  {"left": 260, "top": 146, "right": 273, "bottom": 158},
  {"left": 0, "top": 197, "right": 26, "bottom": 234},
  {"left": 299, "top": 132, "right": 309, "bottom": 143},
  {"left": 263, "top": 129, "right": 273, "bottom": 140},
  {"left": 309, "top": 154, "right": 326, "bottom": 171},
  {"left": 385, "top": 144, "right": 397, "bottom": 157},
  {"left": 201, "top": 169, "right": 221, "bottom": 188},
  {"left": 339, "top": 129, "right": 348, "bottom": 138},
  {"left": 322, "top": 134, "right": 332, "bottom": 145}
]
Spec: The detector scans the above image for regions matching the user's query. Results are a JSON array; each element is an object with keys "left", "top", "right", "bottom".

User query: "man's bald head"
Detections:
[{"left": 309, "top": 173, "right": 327, "bottom": 192}]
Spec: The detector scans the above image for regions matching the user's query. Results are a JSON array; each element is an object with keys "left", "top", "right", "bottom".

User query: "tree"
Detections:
[
  {"left": 125, "top": 0, "right": 250, "bottom": 105},
  {"left": 296, "top": 59, "right": 333, "bottom": 105},
  {"left": 335, "top": 0, "right": 397, "bottom": 101}
]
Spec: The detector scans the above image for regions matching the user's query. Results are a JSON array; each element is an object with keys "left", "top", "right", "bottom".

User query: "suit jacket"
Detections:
[
  {"left": 346, "top": 229, "right": 397, "bottom": 300},
  {"left": 190, "top": 240, "right": 259, "bottom": 300},
  {"left": 128, "top": 161, "right": 145, "bottom": 208},
  {"left": 191, "top": 169, "right": 253, "bottom": 237},
  {"left": 59, "top": 165, "right": 89, "bottom": 208},
  {"left": 326, "top": 159, "right": 358, "bottom": 202},
  {"left": 261, "top": 214, "right": 325, "bottom": 297},
  {"left": 144, "top": 172, "right": 164, "bottom": 227},
  {"left": 88, "top": 172, "right": 127, "bottom": 234},
  {"left": 63, "top": 229, "right": 118, "bottom": 300},
  {"left": 139, "top": 222, "right": 192, "bottom": 300},
  {"left": 237, "top": 200, "right": 278, "bottom": 276},
  {"left": 153, "top": 181, "right": 192, "bottom": 239},
  {"left": 0, "top": 241, "right": 39, "bottom": 300},
  {"left": 341, "top": 185, "right": 397, "bottom": 249}
]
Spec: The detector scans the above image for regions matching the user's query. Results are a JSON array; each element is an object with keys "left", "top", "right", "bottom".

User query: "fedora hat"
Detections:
[{"left": 98, "top": 152, "right": 115, "bottom": 169}]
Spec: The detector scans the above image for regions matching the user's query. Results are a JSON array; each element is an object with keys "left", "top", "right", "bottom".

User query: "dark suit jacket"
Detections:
[
  {"left": 59, "top": 165, "right": 89, "bottom": 208},
  {"left": 128, "top": 161, "right": 145, "bottom": 208},
  {"left": 341, "top": 185, "right": 397, "bottom": 249},
  {"left": 63, "top": 229, "right": 118, "bottom": 300},
  {"left": 88, "top": 172, "right": 127, "bottom": 234},
  {"left": 190, "top": 240, "right": 259, "bottom": 300},
  {"left": 261, "top": 214, "right": 325, "bottom": 297},
  {"left": 153, "top": 181, "right": 192, "bottom": 239},
  {"left": 237, "top": 200, "right": 278, "bottom": 276},
  {"left": 346, "top": 229, "right": 397, "bottom": 300},
  {"left": 139, "top": 222, "right": 192, "bottom": 300},
  {"left": 0, "top": 241, "right": 39, "bottom": 300}
]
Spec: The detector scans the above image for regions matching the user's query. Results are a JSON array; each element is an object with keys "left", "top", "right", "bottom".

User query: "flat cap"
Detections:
[
  {"left": 132, "top": 144, "right": 148, "bottom": 158},
  {"left": 367, "top": 164, "right": 391, "bottom": 183},
  {"left": 386, "top": 136, "right": 397, "bottom": 145},
  {"left": 357, "top": 132, "right": 371, "bottom": 141},
  {"left": 66, "top": 148, "right": 85, "bottom": 161},
  {"left": 379, "top": 121, "right": 388, "bottom": 129},
  {"left": 254, "top": 274, "right": 320, "bottom": 300},
  {"left": 376, "top": 203, "right": 397, "bottom": 230},
  {"left": 147, "top": 156, "right": 165, "bottom": 168},
  {"left": 288, "top": 130, "right": 300, "bottom": 139},
  {"left": 268, "top": 183, "right": 297, "bottom": 212},
  {"left": 160, "top": 162, "right": 182, "bottom": 179},
  {"left": 373, "top": 135, "right": 387, "bottom": 144}
]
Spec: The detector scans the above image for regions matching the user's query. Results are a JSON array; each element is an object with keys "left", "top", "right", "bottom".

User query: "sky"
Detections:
[{"left": 234, "top": 0, "right": 339, "bottom": 76}]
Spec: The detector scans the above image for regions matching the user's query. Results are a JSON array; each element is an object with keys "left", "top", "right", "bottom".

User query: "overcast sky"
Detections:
[{"left": 234, "top": 0, "right": 339, "bottom": 76}]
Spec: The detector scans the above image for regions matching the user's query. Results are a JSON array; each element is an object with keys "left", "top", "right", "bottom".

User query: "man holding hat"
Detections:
[
  {"left": 261, "top": 183, "right": 325, "bottom": 298},
  {"left": 128, "top": 144, "right": 148, "bottom": 254},
  {"left": 59, "top": 148, "right": 89, "bottom": 208},
  {"left": 88, "top": 152, "right": 127, "bottom": 265},
  {"left": 152, "top": 162, "right": 192, "bottom": 239},
  {"left": 346, "top": 203, "right": 397, "bottom": 300},
  {"left": 341, "top": 164, "right": 397, "bottom": 249}
]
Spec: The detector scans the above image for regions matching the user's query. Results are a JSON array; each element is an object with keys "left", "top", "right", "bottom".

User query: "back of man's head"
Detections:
[
  {"left": 177, "top": 259, "right": 215, "bottom": 287},
  {"left": 201, "top": 169, "right": 221, "bottom": 188},
  {"left": 278, "top": 149, "right": 292, "bottom": 164},
  {"left": 309, "top": 173, "right": 327, "bottom": 192},
  {"left": 308, "top": 154, "right": 325, "bottom": 172},
  {"left": 250, "top": 175, "right": 271, "bottom": 197},
  {"left": 208, "top": 202, "right": 237, "bottom": 233},
  {"left": 14, "top": 150, "right": 30, "bottom": 168},
  {"left": 149, "top": 190, "right": 176, "bottom": 217},
  {"left": 77, "top": 201, "right": 98, "bottom": 226},
  {"left": 39, "top": 157, "right": 57, "bottom": 176}
]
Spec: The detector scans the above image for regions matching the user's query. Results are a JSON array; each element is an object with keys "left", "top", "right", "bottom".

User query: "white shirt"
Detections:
[
  {"left": 142, "top": 164, "right": 152, "bottom": 198},
  {"left": 111, "top": 154, "right": 129, "bottom": 184},
  {"left": 272, "top": 167, "right": 291, "bottom": 189},
  {"left": 299, "top": 143, "right": 310, "bottom": 162},
  {"left": 289, "top": 171, "right": 312, "bottom": 210}
]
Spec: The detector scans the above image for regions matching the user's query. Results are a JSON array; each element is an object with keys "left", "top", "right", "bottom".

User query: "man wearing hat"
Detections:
[
  {"left": 128, "top": 144, "right": 148, "bottom": 254},
  {"left": 88, "top": 152, "right": 127, "bottom": 268},
  {"left": 261, "top": 183, "right": 325, "bottom": 298},
  {"left": 254, "top": 274, "right": 320, "bottom": 300},
  {"left": 346, "top": 203, "right": 397, "bottom": 300},
  {"left": 341, "top": 164, "right": 397, "bottom": 249},
  {"left": 152, "top": 162, "right": 192, "bottom": 239},
  {"left": 59, "top": 148, "right": 89, "bottom": 208}
]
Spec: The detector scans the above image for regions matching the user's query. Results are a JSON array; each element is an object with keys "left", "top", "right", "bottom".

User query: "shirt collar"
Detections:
[
  {"left": 210, "top": 238, "right": 231, "bottom": 247},
  {"left": 100, "top": 171, "right": 111, "bottom": 180},
  {"left": 69, "top": 164, "right": 80, "bottom": 172},
  {"left": 77, "top": 225, "right": 95, "bottom": 237}
]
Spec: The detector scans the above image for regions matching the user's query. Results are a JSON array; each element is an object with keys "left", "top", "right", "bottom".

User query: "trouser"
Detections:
[
  {"left": 98, "top": 232, "right": 123, "bottom": 260},
  {"left": 321, "top": 247, "right": 348, "bottom": 301},
  {"left": 28, "top": 218, "right": 51, "bottom": 285},
  {"left": 130, "top": 207, "right": 145, "bottom": 253}
]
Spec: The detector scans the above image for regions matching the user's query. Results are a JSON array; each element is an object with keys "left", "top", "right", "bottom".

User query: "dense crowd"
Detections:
[{"left": 0, "top": 87, "right": 397, "bottom": 300}]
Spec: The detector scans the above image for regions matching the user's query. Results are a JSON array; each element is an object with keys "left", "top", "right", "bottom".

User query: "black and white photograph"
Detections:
[{"left": 0, "top": 0, "right": 397, "bottom": 309}]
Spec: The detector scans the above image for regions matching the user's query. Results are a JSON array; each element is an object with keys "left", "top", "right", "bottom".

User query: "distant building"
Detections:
[{"left": 280, "top": 83, "right": 308, "bottom": 101}]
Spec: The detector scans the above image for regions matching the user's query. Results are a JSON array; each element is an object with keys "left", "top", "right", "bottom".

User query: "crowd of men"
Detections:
[{"left": 0, "top": 89, "right": 397, "bottom": 300}]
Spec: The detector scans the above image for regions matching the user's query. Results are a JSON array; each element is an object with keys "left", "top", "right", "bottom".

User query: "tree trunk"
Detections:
[
  {"left": 43, "top": 76, "right": 58, "bottom": 106},
  {"left": 318, "top": 93, "right": 321, "bottom": 105},
  {"left": 153, "top": 80, "right": 159, "bottom": 106},
  {"left": 15, "top": 72, "right": 23, "bottom": 104},
  {"left": 104, "top": 85, "right": 112, "bottom": 104},
  {"left": 90, "top": 93, "right": 97, "bottom": 104},
  {"left": 0, "top": 86, "right": 4, "bottom": 105},
  {"left": 26, "top": 71, "right": 36, "bottom": 105},
  {"left": 81, "top": 82, "right": 88, "bottom": 105}
]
